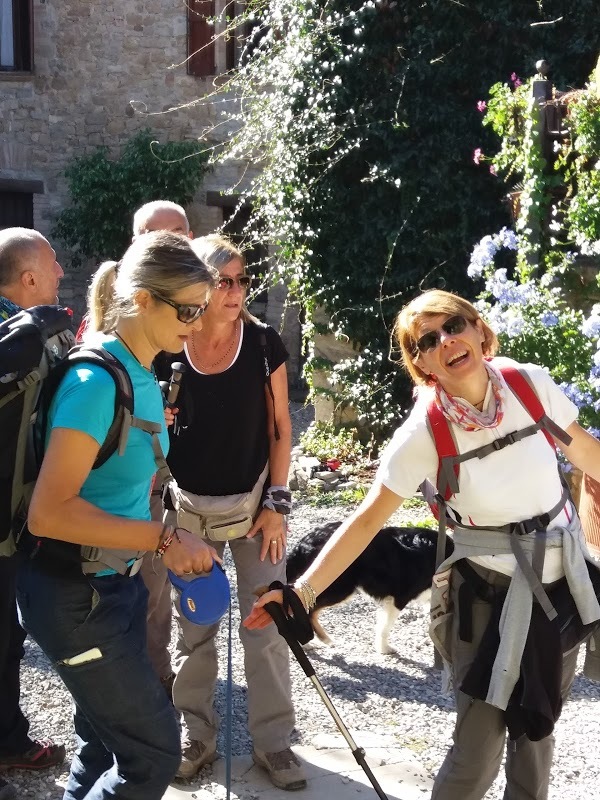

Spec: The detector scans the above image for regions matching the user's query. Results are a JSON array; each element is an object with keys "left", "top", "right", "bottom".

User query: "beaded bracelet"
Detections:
[
  {"left": 294, "top": 579, "right": 317, "bottom": 613},
  {"left": 155, "top": 524, "right": 180, "bottom": 558}
]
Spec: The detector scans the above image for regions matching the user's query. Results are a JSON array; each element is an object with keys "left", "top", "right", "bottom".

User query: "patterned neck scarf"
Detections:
[
  {"left": 434, "top": 360, "right": 506, "bottom": 432},
  {"left": 0, "top": 295, "right": 21, "bottom": 322}
]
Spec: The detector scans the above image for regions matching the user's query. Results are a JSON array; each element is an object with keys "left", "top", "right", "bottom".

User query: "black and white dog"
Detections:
[{"left": 286, "top": 522, "right": 447, "bottom": 654}]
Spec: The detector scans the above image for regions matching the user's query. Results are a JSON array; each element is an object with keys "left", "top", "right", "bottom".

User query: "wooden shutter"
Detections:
[
  {"left": 188, "top": 0, "right": 215, "bottom": 77},
  {"left": 11, "top": 0, "right": 31, "bottom": 71}
]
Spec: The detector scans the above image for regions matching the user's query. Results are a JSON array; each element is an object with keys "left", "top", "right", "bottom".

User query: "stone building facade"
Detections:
[{"left": 0, "top": 0, "right": 304, "bottom": 385}]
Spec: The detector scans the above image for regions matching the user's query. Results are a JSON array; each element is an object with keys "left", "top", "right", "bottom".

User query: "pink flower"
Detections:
[
  {"left": 489, "top": 165, "right": 497, "bottom": 176},
  {"left": 476, "top": 100, "right": 487, "bottom": 112},
  {"left": 473, "top": 148, "right": 483, "bottom": 165},
  {"left": 510, "top": 72, "right": 522, "bottom": 88}
]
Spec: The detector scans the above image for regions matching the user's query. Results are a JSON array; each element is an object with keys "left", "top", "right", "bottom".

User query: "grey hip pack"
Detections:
[{"left": 164, "top": 463, "right": 269, "bottom": 542}]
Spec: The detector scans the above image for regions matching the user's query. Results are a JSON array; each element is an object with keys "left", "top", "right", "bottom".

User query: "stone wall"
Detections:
[{"left": 0, "top": 0, "right": 303, "bottom": 382}]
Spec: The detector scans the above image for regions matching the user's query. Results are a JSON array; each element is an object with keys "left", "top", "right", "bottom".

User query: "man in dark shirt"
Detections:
[{"left": 0, "top": 228, "right": 65, "bottom": 800}]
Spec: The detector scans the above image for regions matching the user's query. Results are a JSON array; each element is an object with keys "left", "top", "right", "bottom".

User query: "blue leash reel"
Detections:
[{"left": 168, "top": 562, "right": 231, "bottom": 625}]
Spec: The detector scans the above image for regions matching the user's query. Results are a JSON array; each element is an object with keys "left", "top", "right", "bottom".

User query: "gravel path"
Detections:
[{"left": 11, "top": 403, "right": 600, "bottom": 799}]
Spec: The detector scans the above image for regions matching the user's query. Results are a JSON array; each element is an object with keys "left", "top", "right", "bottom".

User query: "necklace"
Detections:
[
  {"left": 114, "top": 331, "right": 156, "bottom": 379},
  {"left": 192, "top": 322, "right": 238, "bottom": 370}
]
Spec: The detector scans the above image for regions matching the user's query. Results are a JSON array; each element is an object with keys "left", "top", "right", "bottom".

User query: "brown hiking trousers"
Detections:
[{"left": 432, "top": 564, "right": 578, "bottom": 800}]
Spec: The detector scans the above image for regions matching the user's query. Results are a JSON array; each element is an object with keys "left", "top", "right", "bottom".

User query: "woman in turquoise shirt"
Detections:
[{"left": 17, "top": 231, "right": 218, "bottom": 800}]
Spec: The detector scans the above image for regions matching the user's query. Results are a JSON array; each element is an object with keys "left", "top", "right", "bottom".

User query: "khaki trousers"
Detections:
[
  {"left": 139, "top": 493, "right": 173, "bottom": 680},
  {"left": 432, "top": 565, "right": 579, "bottom": 800},
  {"left": 172, "top": 532, "right": 295, "bottom": 753}
]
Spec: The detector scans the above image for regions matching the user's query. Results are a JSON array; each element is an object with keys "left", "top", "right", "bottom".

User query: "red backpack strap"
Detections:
[
  {"left": 500, "top": 365, "right": 556, "bottom": 450},
  {"left": 425, "top": 398, "right": 460, "bottom": 501}
]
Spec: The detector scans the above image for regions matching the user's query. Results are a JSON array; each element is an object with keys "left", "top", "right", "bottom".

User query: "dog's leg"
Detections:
[
  {"left": 310, "top": 609, "right": 333, "bottom": 646},
  {"left": 375, "top": 597, "right": 400, "bottom": 654}
]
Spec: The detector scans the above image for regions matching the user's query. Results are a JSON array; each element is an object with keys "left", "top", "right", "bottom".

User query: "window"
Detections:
[
  {"left": 187, "top": 0, "right": 266, "bottom": 77},
  {"left": 0, "top": 191, "right": 33, "bottom": 228},
  {"left": 0, "top": 0, "right": 32, "bottom": 72},
  {"left": 187, "top": 0, "right": 216, "bottom": 78}
]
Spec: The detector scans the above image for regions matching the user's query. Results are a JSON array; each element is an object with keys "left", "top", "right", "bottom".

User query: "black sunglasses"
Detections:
[
  {"left": 414, "top": 315, "right": 468, "bottom": 354},
  {"left": 152, "top": 292, "right": 208, "bottom": 324},
  {"left": 217, "top": 275, "right": 252, "bottom": 291}
]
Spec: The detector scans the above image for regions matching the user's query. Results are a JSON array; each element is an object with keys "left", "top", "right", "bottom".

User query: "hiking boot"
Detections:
[
  {"left": 0, "top": 777, "right": 17, "bottom": 800},
  {"left": 160, "top": 672, "right": 175, "bottom": 703},
  {"left": 253, "top": 747, "right": 307, "bottom": 791},
  {"left": 0, "top": 740, "right": 66, "bottom": 771},
  {"left": 176, "top": 740, "right": 218, "bottom": 779}
]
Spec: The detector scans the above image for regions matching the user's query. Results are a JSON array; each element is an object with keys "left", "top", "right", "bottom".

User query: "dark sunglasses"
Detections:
[
  {"left": 217, "top": 275, "right": 252, "bottom": 291},
  {"left": 414, "top": 315, "right": 468, "bottom": 354},
  {"left": 152, "top": 292, "right": 208, "bottom": 324}
]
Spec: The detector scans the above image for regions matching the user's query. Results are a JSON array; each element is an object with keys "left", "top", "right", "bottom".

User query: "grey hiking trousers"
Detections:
[
  {"left": 432, "top": 564, "right": 579, "bottom": 800},
  {"left": 172, "top": 532, "right": 295, "bottom": 753}
]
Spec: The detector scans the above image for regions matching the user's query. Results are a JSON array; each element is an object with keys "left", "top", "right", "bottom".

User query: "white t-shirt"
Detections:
[{"left": 377, "top": 357, "right": 579, "bottom": 581}]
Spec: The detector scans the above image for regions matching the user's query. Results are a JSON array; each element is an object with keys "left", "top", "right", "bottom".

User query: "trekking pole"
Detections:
[{"left": 264, "top": 601, "right": 391, "bottom": 800}]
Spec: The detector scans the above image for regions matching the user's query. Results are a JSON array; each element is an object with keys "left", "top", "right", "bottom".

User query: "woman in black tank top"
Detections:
[{"left": 156, "top": 235, "right": 305, "bottom": 790}]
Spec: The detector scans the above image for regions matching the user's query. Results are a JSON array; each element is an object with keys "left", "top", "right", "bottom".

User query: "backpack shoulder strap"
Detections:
[
  {"left": 252, "top": 321, "right": 280, "bottom": 442},
  {"left": 499, "top": 364, "right": 571, "bottom": 449},
  {"left": 425, "top": 397, "right": 460, "bottom": 501},
  {"left": 57, "top": 346, "right": 135, "bottom": 468}
]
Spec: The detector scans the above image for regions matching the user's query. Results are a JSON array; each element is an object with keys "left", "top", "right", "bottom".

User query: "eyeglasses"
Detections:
[
  {"left": 217, "top": 275, "right": 252, "bottom": 291},
  {"left": 414, "top": 315, "right": 468, "bottom": 354},
  {"left": 152, "top": 292, "right": 208, "bottom": 324}
]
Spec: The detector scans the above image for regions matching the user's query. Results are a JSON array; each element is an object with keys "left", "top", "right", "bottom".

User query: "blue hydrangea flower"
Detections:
[
  {"left": 506, "top": 315, "right": 525, "bottom": 337},
  {"left": 468, "top": 235, "right": 499, "bottom": 278},
  {"left": 540, "top": 311, "right": 559, "bottom": 327},
  {"left": 582, "top": 314, "right": 600, "bottom": 338},
  {"left": 494, "top": 227, "right": 518, "bottom": 250},
  {"left": 560, "top": 382, "right": 594, "bottom": 409}
]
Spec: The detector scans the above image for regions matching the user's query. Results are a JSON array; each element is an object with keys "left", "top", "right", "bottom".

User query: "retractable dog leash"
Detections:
[{"left": 265, "top": 584, "right": 392, "bottom": 800}]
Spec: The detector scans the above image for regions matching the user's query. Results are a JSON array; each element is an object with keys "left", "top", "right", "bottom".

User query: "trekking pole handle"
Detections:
[
  {"left": 264, "top": 601, "right": 316, "bottom": 678},
  {"left": 167, "top": 361, "right": 186, "bottom": 409}
]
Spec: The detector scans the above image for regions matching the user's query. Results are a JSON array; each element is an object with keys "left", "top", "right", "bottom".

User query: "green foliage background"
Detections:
[
  {"left": 53, "top": 131, "right": 210, "bottom": 266},
  {"left": 217, "top": 0, "right": 600, "bottom": 440}
]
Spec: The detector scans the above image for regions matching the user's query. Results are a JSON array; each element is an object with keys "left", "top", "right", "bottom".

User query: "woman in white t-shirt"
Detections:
[{"left": 244, "top": 288, "right": 600, "bottom": 800}]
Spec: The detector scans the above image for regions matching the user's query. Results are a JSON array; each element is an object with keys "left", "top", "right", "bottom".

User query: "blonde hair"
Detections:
[
  {"left": 394, "top": 289, "right": 498, "bottom": 385},
  {"left": 87, "top": 231, "right": 217, "bottom": 333},
  {"left": 192, "top": 234, "right": 259, "bottom": 324},
  {"left": 86, "top": 260, "right": 118, "bottom": 333}
]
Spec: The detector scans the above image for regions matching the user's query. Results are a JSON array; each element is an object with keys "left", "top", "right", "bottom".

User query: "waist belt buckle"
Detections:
[
  {"left": 514, "top": 520, "right": 531, "bottom": 536},
  {"left": 126, "top": 558, "right": 143, "bottom": 577}
]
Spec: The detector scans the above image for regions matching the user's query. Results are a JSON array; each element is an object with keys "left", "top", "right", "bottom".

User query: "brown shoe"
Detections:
[
  {"left": 253, "top": 747, "right": 306, "bottom": 791},
  {"left": 176, "top": 739, "right": 218, "bottom": 780},
  {"left": 0, "top": 740, "right": 66, "bottom": 772}
]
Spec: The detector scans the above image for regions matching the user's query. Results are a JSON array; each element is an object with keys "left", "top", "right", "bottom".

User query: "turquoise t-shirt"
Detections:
[{"left": 47, "top": 336, "right": 169, "bottom": 522}]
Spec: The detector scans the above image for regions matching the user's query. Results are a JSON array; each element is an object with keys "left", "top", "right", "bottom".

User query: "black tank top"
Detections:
[{"left": 155, "top": 322, "right": 288, "bottom": 496}]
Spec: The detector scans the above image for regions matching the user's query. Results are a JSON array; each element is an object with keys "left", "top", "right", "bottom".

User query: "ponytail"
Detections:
[{"left": 87, "top": 260, "right": 118, "bottom": 333}]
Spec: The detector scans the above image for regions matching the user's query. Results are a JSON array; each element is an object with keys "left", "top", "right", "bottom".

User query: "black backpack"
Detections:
[{"left": 0, "top": 306, "right": 135, "bottom": 557}]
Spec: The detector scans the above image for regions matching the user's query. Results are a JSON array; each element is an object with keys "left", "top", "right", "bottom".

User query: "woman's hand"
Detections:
[
  {"left": 164, "top": 406, "right": 179, "bottom": 428},
  {"left": 162, "top": 528, "right": 221, "bottom": 576},
  {"left": 243, "top": 587, "right": 285, "bottom": 629},
  {"left": 247, "top": 508, "right": 286, "bottom": 563}
]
